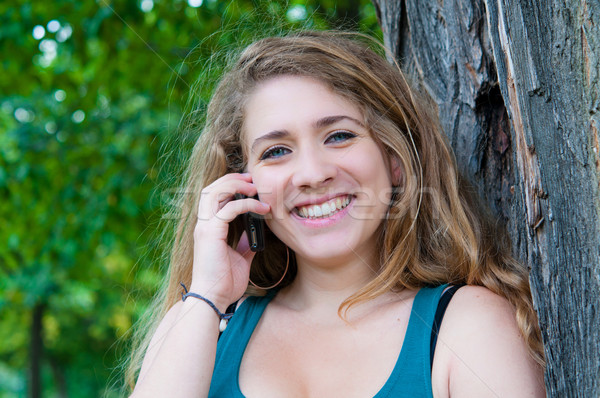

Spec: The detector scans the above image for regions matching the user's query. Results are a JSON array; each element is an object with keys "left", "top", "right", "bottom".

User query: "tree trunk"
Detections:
[
  {"left": 50, "top": 356, "right": 68, "bottom": 398},
  {"left": 29, "top": 303, "right": 44, "bottom": 398},
  {"left": 372, "top": 0, "right": 600, "bottom": 396}
]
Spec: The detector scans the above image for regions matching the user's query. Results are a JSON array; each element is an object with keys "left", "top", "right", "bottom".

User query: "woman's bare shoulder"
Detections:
[{"left": 432, "top": 285, "right": 545, "bottom": 398}]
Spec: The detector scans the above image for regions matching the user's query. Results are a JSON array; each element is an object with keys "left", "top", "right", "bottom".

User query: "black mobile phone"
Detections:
[{"left": 234, "top": 194, "right": 265, "bottom": 252}]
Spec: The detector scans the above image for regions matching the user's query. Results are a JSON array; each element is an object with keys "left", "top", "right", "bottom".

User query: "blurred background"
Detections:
[{"left": 0, "top": 0, "right": 380, "bottom": 396}]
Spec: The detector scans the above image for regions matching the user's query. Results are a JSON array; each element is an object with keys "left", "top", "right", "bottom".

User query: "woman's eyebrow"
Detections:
[
  {"left": 250, "top": 130, "right": 290, "bottom": 154},
  {"left": 313, "top": 115, "right": 365, "bottom": 129}
]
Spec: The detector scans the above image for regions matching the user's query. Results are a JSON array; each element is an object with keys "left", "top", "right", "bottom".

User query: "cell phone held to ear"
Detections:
[{"left": 234, "top": 194, "right": 265, "bottom": 252}]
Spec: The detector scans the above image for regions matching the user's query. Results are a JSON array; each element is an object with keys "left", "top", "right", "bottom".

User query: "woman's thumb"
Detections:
[{"left": 236, "top": 231, "right": 256, "bottom": 264}]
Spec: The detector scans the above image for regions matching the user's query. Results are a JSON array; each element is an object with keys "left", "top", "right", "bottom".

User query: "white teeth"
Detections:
[
  {"left": 314, "top": 205, "right": 323, "bottom": 217},
  {"left": 296, "top": 195, "right": 352, "bottom": 219}
]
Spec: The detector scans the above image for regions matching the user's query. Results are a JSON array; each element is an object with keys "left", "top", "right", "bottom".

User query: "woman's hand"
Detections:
[{"left": 191, "top": 172, "right": 270, "bottom": 310}]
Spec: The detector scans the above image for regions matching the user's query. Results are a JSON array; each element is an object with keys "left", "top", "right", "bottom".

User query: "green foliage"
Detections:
[{"left": 0, "top": 0, "right": 380, "bottom": 396}]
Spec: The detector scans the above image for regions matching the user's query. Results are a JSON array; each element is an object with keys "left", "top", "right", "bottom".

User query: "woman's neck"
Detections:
[{"left": 278, "top": 245, "right": 381, "bottom": 316}]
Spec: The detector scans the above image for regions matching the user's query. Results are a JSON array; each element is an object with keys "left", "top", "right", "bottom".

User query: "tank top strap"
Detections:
[{"left": 375, "top": 284, "right": 449, "bottom": 398}]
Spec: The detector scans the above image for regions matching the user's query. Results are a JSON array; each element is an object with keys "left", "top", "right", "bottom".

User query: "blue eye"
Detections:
[
  {"left": 260, "top": 146, "right": 290, "bottom": 160},
  {"left": 326, "top": 131, "right": 357, "bottom": 143}
]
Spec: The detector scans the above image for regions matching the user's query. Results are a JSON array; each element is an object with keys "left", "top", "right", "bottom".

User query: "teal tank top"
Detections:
[{"left": 209, "top": 284, "right": 448, "bottom": 397}]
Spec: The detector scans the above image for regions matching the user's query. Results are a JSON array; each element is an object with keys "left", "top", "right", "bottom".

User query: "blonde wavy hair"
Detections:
[{"left": 124, "top": 30, "right": 544, "bottom": 390}]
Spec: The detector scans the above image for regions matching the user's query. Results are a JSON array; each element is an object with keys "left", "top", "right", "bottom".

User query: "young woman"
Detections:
[{"left": 127, "top": 31, "right": 546, "bottom": 397}]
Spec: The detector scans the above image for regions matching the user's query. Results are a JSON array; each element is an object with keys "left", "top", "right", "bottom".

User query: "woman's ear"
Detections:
[{"left": 390, "top": 155, "right": 403, "bottom": 186}]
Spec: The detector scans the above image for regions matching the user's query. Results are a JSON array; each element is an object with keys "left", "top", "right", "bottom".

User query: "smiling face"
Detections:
[{"left": 243, "top": 76, "right": 396, "bottom": 268}]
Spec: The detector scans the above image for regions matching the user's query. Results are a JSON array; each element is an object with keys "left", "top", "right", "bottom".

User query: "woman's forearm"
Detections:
[{"left": 131, "top": 298, "right": 223, "bottom": 397}]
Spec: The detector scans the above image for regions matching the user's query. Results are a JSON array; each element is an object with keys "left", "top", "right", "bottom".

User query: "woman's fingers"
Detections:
[
  {"left": 214, "top": 197, "right": 270, "bottom": 224},
  {"left": 197, "top": 174, "right": 258, "bottom": 221},
  {"left": 194, "top": 173, "right": 270, "bottom": 245},
  {"left": 194, "top": 197, "right": 269, "bottom": 244}
]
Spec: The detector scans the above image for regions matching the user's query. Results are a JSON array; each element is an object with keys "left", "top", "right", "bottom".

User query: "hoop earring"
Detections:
[{"left": 249, "top": 246, "right": 290, "bottom": 290}]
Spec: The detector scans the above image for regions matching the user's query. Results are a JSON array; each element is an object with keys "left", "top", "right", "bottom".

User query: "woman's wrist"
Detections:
[
  {"left": 181, "top": 282, "right": 235, "bottom": 332},
  {"left": 186, "top": 282, "right": 232, "bottom": 313}
]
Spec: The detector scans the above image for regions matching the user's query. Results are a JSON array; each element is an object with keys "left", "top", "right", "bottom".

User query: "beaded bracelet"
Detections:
[{"left": 180, "top": 282, "right": 234, "bottom": 332}]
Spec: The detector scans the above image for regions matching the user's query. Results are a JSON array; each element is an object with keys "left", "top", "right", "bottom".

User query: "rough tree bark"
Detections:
[{"left": 372, "top": 0, "right": 600, "bottom": 396}]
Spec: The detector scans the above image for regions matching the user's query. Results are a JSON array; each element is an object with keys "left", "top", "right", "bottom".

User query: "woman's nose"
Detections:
[{"left": 291, "top": 148, "right": 338, "bottom": 188}]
